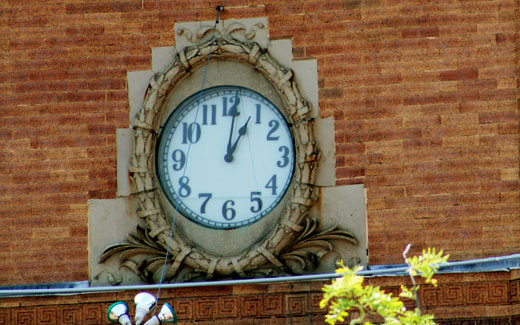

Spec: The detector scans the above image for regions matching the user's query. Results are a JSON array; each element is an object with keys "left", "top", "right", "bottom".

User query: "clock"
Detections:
[
  {"left": 107, "top": 38, "right": 320, "bottom": 279},
  {"left": 156, "top": 85, "right": 295, "bottom": 229}
]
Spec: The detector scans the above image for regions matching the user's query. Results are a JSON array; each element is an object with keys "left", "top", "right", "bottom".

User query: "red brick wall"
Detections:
[
  {"left": 325, "top": 1, "right": 519, "bottom": 264},
  {"left": 1, "top": 0, "right": 519, "bottom": 287},
  {"left": 300, "top": 0, "right": 520, "bottom": 263}
]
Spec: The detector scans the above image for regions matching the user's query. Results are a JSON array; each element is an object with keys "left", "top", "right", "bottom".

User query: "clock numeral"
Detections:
[
  {"left": 178, "top": 176, "right": 191, "bottom": 197},
  {"left": 222, "top": 96, "right": 229, "bottom": 116},
  {"left": 229, "top": 95, "right": 239, "bottom": 116},
  {"left": 202, "top": 104, "right": 217, "bottom": 125},
  {"left": 171, "top": 149, "right": 186, "bottom": 171},
  {"left": 255, "top": 104, "right": 261, "bottom": 124},
  {"left": 266, "top": 120, "right": 280, "bottom": 141},
  {"left": 277, "top": 146, "right": 290, "bottom": 168},
  {"left": 222, "top": 95, "right": 240, "bottom": 116},
  {"left": 182, "top": 122, "right": 201, "bottom": 144},
  {"left": 199, "top": 193, "right": 212, "bottom": 213},
  {"left": 222, "top": 200, "right": 236, "bottom": 220},
  {"left": 265, "top": 175, "right": 278, "bottom": 195},
  {"left": 250, "top": 191, "right": 263, "bottom": 213}
]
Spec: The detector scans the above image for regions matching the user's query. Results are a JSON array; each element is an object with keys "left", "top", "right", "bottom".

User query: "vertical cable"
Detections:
[{"left": 153, "top": 6, "right": 223, "bottom": 314}]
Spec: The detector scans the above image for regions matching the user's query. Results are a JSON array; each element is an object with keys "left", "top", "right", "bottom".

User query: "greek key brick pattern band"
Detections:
[
  {"left": 1, "top": 278, "right": 520, "bottom": 324},
  {"left": 0, "top": 288, "right": 327, "bottom": 325}
]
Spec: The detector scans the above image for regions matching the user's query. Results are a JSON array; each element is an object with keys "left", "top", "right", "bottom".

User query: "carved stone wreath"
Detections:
[{"left": 101, "top": 31, "right": 357, "bottom": 282}]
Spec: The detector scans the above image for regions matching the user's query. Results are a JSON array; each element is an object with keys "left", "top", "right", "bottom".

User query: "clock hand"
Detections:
[
  {"left": 224, "top": 95, "right": 240, "bottom": 162},
  {"left": 225, "top": 116, "right": 251, "bottom": 162}
]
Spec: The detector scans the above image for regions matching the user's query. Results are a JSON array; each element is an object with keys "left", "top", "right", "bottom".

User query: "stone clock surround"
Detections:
[
  {"left": 89, "top": 18, "right": 367, "bottom": 285},
  {"left": 158, "top": 78, "right": 297, "bottom": 254}
]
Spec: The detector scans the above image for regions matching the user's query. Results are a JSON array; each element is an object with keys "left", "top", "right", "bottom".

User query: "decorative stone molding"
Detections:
[
  {"left": 100, "top": 29, "right": 358, "bottom": 282},
  {"left": 176, "top": 21, "right": 266, "bottom": 45},
  {"left": 173, "top": 17, "right": 270, "bottom": 51}
]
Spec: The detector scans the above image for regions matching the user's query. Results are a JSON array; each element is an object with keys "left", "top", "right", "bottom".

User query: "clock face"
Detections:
[{"left": 156, "top": 86, "right": 295, "bottom": 229}]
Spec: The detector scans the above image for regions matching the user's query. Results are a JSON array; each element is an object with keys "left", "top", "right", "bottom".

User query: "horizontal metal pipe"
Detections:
[{"left": 1, "top": 253, "right": 520, "bottom": 297}]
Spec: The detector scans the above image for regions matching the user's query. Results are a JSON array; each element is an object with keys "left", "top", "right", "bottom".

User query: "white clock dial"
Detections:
[{"left": 157, "top": 86, "right": 295, "bottom": 229}]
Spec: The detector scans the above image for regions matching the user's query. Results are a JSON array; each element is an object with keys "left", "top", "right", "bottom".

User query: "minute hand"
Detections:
[
  {"left": 224, "top": 96, "right": 240, "bottom": 162},
  {"left": 224, "top": 116, "right": 251, "bottom": 162}
]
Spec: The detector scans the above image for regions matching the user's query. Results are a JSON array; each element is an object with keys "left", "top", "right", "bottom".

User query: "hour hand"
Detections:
[{"left": 225, "top": 116, "right": 251, "bottom": 163}]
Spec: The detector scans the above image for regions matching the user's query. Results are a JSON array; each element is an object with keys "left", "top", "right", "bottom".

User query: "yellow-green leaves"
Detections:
[
  {"left": 405, "top": 247, "right": 449, "bottom": 285},
  {"left": 320, "top": 247, "right": 449, "bottom": 325}
]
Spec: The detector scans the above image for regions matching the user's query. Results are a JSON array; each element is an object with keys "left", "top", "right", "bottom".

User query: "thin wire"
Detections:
[
  {"left": 241, "top": 91, "right": 261, "bottom": 192},
  {"left": 154, "top": 7, "right": 222, "bottom": 312},
  {"left": 3, "top": 253, "right": 520, "bottom": 297}
]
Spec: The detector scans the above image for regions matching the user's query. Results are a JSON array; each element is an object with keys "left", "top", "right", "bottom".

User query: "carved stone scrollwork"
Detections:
[
  {"left": 176, "top": 21, "right": 266, "bottom": 45},
  {"left": 101, "top": 35, "right": 358, "bottom": 282}
]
